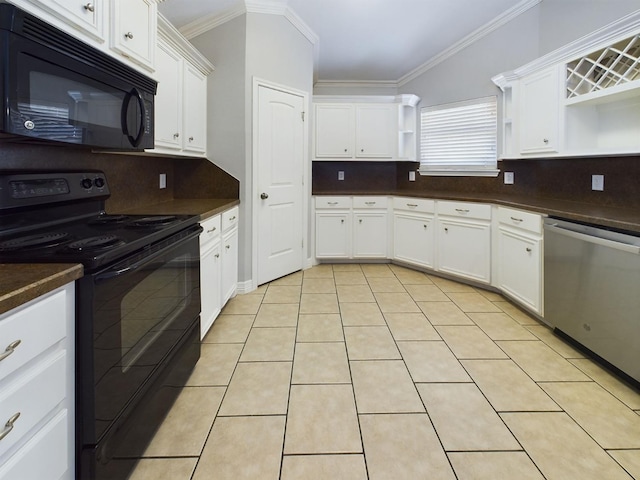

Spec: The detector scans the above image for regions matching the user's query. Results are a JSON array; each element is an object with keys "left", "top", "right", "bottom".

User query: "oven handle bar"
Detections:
[{"left": 95, "top": 226, "right": 202, "bottom": 282}]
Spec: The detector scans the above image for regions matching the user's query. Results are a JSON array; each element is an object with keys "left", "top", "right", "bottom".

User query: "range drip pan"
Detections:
[{"left": 0, "top": 232, "right": 70, "bottom": 251}]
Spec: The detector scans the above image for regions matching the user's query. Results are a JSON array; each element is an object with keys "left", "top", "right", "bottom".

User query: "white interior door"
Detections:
[{"left": 256, "top": 85, "right": 305, "bottom": 285}]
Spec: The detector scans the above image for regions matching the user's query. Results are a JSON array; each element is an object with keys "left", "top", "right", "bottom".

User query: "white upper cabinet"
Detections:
[
  {"left": 313, "top": 95, "right": 420, "bottom": 161},
  {"left": 493, "top": 13, "right": 640, "bottom": 158},
  {"left": 314, "top": 104, "right": 354, "bottom": 158},
  {"left": 110, "top": 0, "right": 156, "bottom": 70},
  {"left": 519, "top": 66, "right": 561, "bottom": 155},
  {"left": 354, "top": 104, "right": 395, "bottom": 158},
  {"left": 35, "top": 0, "right": 106, "bottom": 42},
  {"left": 149, "top": 14, "right": 213, "bottom": 157}
]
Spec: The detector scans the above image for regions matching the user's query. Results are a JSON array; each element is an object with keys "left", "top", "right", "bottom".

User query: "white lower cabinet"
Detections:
[
  {"left": 221, "top": 207, "right": 239, "bottom": 306},
  {"left": 315, "top": 196, "right": 388, "bottom": 260},
  {"left": 496, "top": 207, "right": 543, "bottom": 315},
  {"left": 199, "top": 206, "right": 238, "bottom": 339},
  {"left": 393, "top": 198, "right": 436, "bottom": 268},
  {"left": 199, "top": 215, "right": 221, "bottom": 339},
  {"left": 0, "top": 283, "right": 74, "bottom": 480},
  {"left": 436, "top": 201, "right": 492, "bottom": 284}
]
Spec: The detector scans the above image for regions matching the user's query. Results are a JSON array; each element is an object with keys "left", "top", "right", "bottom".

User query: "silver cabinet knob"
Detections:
[
  {"left": 260, "top": 192, "right": 269, "bottom": 199},
  {"left": 173, "top": 132, "right": 180, "bottom": 139},
  {"left": 189, "top": 136, "right": 194, "bottom": 142},
  {"left": 84, "top": 3, "right": 95, "bottom": 12},
  {"left": 543, "top": 138, "right": 549, "bottom": 144},
  {"left": 124, "top": 32, "right": 134, "bottom": 40},
  {"left": 526, "top": 247, "right": 532, "bottom": 252}
]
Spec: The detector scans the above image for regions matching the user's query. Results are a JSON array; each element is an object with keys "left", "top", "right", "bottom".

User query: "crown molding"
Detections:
[
  {"left": 313, "top": 79, "right": 399, "bottom": 90},
  {"left": 398, "top": 0, "right": 541, "bottom": 87},
  {"left": 179, "top": 0, "right": 318, "bottom": 49},
  {"left": 158, "top": 13, "right": 215, "bottom": 74}
]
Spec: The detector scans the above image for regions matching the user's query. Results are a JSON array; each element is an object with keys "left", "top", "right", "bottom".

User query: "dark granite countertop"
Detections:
[
  {"left": 313, "top": 190, "right": 640, "bottom": 233},
  {"left": 112, "top": 198, "right": 240, "bottom": 221},
  {"left": 0, "top": 264, "right": 83, "bottom": 316}
]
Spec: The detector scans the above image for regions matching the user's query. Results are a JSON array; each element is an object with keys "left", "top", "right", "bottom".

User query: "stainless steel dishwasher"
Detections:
[{"left": 544, "top": 217, "right": 640, "bottom": 386}]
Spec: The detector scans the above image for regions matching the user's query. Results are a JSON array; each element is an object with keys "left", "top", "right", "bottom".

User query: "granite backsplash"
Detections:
[
  {"left": 313, "top": 155, "right": 640, "bottom": 211},
  {"left": 0, "top": 143, "right": 239, "bottom": 212}
]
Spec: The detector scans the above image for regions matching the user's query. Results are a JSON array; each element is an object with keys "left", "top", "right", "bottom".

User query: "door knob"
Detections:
[{"left": 260, "top": 192, "right": 269, "bottom": 199}]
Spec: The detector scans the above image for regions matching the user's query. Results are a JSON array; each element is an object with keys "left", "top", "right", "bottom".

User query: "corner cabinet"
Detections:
[
  {"left": 493, "top": 14, "right": 640, "bottom": 158},
  {"left": 313, "top": 95, "right": 420, "bottom": 161},
  {"left": 149, "top": 14, "right": 214, "bottom": 157},
  {"left": 0, "top": 284, "right": 75, "bottom": 480}
]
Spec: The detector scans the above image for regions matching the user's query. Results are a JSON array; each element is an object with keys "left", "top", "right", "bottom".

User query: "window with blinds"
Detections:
[{"left": 419, "top": 96, "right": 499, "bottom": 176}]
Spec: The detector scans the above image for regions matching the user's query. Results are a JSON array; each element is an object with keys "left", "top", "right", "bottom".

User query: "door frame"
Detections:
[{"left": 251, "top": 77, "right": 310, "bottom": 289}]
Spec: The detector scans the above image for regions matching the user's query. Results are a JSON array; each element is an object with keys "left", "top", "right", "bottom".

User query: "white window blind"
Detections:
[{"left": 419, "top": 96, "right": 499, "bottom": 177}]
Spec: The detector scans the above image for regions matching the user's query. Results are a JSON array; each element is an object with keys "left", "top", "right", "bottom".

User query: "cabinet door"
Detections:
[
  {"left": 153, "top": 41, "right": 183, "bottom": 150},
  {"left": 437, "top": 218, "right": 491, "bottom": 283},
  {"left": 519, "top": 66, "right": 560, "bottom": 154},
  {"left": 497, "top": 227, "right": 542, "bottom": 314},
  {"left": 355, "top": 104, "right": 395, "bottom": 158},
  {"left": 37, "top": 0, "right": 105, "bottom": 42},
  {"left": 110, "top": 0, "right": 156, "bottom": 69},
  {"left": 353, "top": 212, "right": 388, "bottom": 258},
  {"left": 200, "top": 241, "right": 221, "bottom": 339},
  {"left": 393, "top": 213, "right": 434, "bottom": 268},
  {"left": 315, "top": 212, "right": 351, "bottom": 258},
  {"left": 183, "top": 64, "right": 208, "bottom": 154},
  {"left": 314, "top": 104, "right": 353, "bottom": 158},
  {"left": 221, "top": 228, "right": 238, "bottom": 306}
]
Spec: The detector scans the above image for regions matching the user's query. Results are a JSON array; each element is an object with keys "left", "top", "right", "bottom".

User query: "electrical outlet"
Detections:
[
  {"left": 338, "top": 171, "right": 345, "bottom": 181},
  {"left": 409, "top": 171, "right": 416, "bottom": 181},
  {"left": 504, "top": 172, "right": 514, "bottom": 184},
  {"left": 592, "top": 174, "right": 604, "bottom": 191},
  {"left": 159, "top": 173, "right": 167, "bottom": 189}
]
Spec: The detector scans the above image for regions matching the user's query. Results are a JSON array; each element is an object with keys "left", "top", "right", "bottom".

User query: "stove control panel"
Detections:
[{"left": 0, "top": 171, "right": 110, "bottom": 211}]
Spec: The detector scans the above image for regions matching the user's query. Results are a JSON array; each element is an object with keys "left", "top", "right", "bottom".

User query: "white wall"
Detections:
[{"left": 192, "top": 12, "right": 314, "bottom": 286}]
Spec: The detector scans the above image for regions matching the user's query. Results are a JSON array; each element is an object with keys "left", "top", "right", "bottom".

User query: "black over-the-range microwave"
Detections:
[{"left": 0, "top": 4, "right": 156, "bottom": 150}]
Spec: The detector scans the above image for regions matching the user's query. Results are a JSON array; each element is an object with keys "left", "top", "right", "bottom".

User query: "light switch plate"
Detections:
[
  {"left": 338, "top": 171, "right": 345, "bottom": 181},
  {"left": 409, "top": 171, "right": 416, "bottom": 181},
  {"left": 504, "top": 171, "right": 514, "bottom": 184},
  {"left": 592, "top": 174, "right": 604, "bottom": 191},
  {"left": 159, "top": 173, "right": 167, "bottom": 189}
]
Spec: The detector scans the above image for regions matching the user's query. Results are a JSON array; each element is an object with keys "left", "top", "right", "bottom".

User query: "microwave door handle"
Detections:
[{"left": 121, "top": 88, "right": 146, "bottom": 147}]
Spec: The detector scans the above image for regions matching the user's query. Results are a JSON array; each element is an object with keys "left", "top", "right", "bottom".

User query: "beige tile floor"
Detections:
[{"left": 128, "top": 263, "right": 640, "bottom": 480}]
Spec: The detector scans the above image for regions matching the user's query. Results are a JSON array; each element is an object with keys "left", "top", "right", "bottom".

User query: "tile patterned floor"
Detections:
[{"left": 128, "top": 263, "right": 640, "bottom": 480}]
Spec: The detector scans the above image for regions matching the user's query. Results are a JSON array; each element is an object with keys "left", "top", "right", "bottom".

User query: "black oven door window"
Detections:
[
  {"left": 10, "top": 49, "right": 148, "bottom": 148},
  {"left": 89, "top": 238, "right": 200, "bottom": 441}
]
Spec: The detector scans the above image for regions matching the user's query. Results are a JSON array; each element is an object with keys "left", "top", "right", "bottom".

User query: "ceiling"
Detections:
[{"left": 158, "top": 0, "right": 533, "bottom": 84}]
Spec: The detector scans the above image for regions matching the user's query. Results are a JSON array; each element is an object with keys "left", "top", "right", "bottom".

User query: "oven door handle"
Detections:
[{"left": 95, "top": 227, "right": 202, "bottom": 282}]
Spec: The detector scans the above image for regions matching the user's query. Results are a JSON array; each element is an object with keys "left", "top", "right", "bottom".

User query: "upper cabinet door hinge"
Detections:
[{"left": 301, "top": 111, "right": 305, "bottom": 122}]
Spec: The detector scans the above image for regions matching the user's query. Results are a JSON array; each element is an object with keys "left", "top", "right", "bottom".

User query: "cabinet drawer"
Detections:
[
  {"left": 437, "top": 201, "right": 491, "bottom": 220},
  {"left": 315, "top": 196, "right": 352, "bottom": 209},
  {"left": 0, "top": 351, "right": 66, "bottom": 457},
  {"left": 222, "top": 207, "right": 239, "bottom": 231},
  {"left": 0, "top": 409, "right": 69, "bottom": 480},
  {"left": 498, "top": 207, "right": 542, "bottom": 235},
  {"left": 353, "top": 196, "right": 388, "bottom": 209},
  {"left": 200, "top": 215, "right": 221, "bottom": 246},
  {"left": 393, "top": 197, "right": 435, "bottom": 214},
  {"left": 0, "top": 289, "right": 67, "bottom": 383}
]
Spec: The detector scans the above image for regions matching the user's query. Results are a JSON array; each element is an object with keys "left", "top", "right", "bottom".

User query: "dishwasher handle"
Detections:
[{"left": 545, "top": 224, "right": 640, "bottom": 254}]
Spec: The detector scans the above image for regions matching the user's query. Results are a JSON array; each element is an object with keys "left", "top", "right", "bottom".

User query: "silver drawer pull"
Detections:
[
  {"left": 341, "top": 219, "right": 344, "bottom": 224},
  {"left": 526, "top": 247, "right": 532, "bottom": 253},
  {"left": 327, "top": 202, "right": 338, "bottom": 206},
  {"left": 124, "top": 32, "right": 134, "bottom": 40},
  {"left": 229, "top": 216, "right": 236, "bottom": 221},
  {"left": 207, "top": 227, "right": 217, "bottom": 233},
  {"left": 0, "top": 340, "right": 21, "bottom": 362},
  {"left": 444, "top": 227, "right": 449, "bottom": 232},
  {"left": 455, "top": 208, "right": 470, "bottom": 213},
  {"left": 365, "top": 201, "right": 376, "bottom": 205},
  {"left": 215, "top": 253, "right": 220, "bottom": 258},
  {"left": 423, "top": 224, "right": 428, "bottom": 229},
  {"left": 510, "top": 216, "right": 523, "bottom": 222},
  {"left": 173, "top": 132, "right": 180, "bottom": 139},
  {"left": 83, "top": 3, "right": 95, "bottom": 12},
  {"left": 359, "top": 219, "right": 363, "bottom": 223},
  {"left": 407, "top": 203, "right": 418, "bottom": 207},
  {"left": 0, "top": 412, "right": 20, "bottom": 441},
  {"left": 189, "top": 136, "right": 194, "bottom": 142}
]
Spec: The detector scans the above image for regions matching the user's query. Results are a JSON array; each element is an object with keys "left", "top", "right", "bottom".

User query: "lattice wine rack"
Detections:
[{"left": 566, "top": 34, "right": 640, "bottom": 99}]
